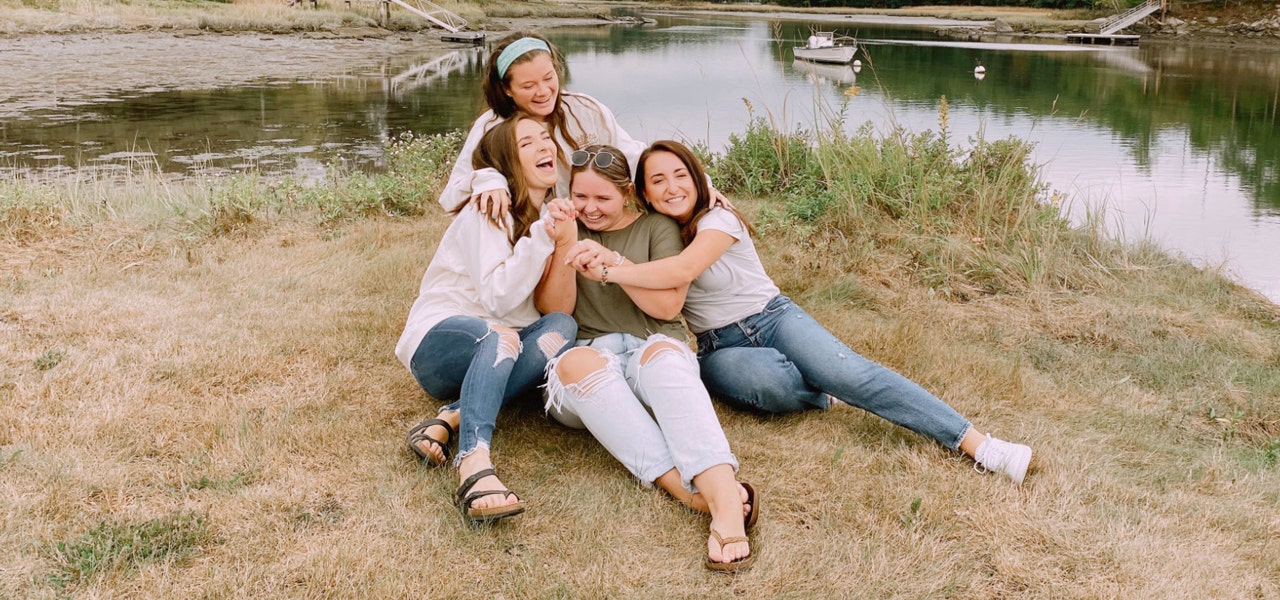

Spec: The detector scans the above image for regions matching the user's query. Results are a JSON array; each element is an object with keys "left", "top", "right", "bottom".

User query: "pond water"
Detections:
[{"left": 2, "top": 12, "right": 1278, "bottom": 301}]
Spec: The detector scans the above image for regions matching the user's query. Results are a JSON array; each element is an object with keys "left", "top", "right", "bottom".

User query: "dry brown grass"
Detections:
[{"left": 4, "top": 156, "right": 1280, "bottom": 597}]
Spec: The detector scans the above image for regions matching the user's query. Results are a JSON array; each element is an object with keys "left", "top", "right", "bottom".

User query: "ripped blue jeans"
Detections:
[{"left": 409, "top": 312, "right": 577, "bottom": 464}]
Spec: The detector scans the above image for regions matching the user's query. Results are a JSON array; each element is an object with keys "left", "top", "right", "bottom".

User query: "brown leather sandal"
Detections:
[
  {"left": 406, "top": 417, "right": 454, "bottom": 467},
  {"left": 705, "top": 528, "right": 755, "bottom": 573},
  {"left": 455, "top": 468, "right": 526, "bottom": 526}
]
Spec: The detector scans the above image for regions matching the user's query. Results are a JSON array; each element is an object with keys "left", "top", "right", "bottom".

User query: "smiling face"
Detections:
[
  {"left": 572, "top": 169, "right": 634, "bottom": 232},
  {"left": 514, "top": 118, "right": 557, "bottom": 199},
  {"left": 504, "top": 53, "right": 559, "bottom": 119},
  {"left": 640, "top": 150, "right": 700, "bottom": 222}
]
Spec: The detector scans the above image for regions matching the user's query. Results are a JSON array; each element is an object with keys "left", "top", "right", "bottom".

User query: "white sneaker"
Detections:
[{"left": 974, "top": 435, "right": 1032, "bottom": 484}]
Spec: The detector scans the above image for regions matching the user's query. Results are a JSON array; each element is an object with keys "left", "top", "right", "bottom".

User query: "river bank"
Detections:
[{"left": 2, "top": 1, "right": 1276, "bottom": 121}]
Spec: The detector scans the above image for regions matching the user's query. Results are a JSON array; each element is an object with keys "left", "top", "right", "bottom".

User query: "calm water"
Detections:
[{"left": 3, "top": 13, "right": 1278, "bottom": 301}]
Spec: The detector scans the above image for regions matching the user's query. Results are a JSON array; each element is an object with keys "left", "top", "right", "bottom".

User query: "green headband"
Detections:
[{"left": 496, "top": 37, "right": 551, "bottom": 78}]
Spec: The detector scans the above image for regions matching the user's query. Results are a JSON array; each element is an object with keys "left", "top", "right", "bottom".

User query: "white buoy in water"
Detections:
[
  {"left": 852, "top": 59, "right": 862, "bottom": 73},
  {"left": 974, "top": 64, "right": 986, "bottom": 75}
]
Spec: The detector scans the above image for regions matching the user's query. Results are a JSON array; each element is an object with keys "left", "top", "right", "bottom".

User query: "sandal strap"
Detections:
[
  {"left": 455, "top": 468, "right": 498, "bottom": 503},
  {"left": 459, "top": 488, "right": 520, "bottom": 508},
  {"left": 407, "top": 418, "right": 455, "bottom": 459},
  {"left": 710, "top": 529, "right": 748, "bottom": 548},
  {"left": 407, "top": 418, "right": 455, "bottom": 440}
]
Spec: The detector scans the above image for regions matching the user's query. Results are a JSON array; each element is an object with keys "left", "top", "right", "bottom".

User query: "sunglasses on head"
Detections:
[{"left": 570, "top": 149, "right": 616, "bottom": 169}]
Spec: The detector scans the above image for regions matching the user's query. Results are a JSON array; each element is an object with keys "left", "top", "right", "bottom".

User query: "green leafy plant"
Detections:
[
  {"left": 34, "top": 349, "right": 65, "bottom": 371},
  {"left": 45, "top": 511, "right": 211, "bottom": 589}
]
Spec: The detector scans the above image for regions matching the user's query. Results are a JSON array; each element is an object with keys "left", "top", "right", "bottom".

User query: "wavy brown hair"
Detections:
[
  {"left": 635, "top": 140, "right": 754, "bottom": 246},
  {"left": 467, "top": 114, "right": 553, "bottom": 242},
  {"left": 482, "top": 32, "right": 587, "bottom": 153}
]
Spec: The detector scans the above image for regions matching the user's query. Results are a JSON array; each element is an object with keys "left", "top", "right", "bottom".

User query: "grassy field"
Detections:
[{"left": 3, "top": 113, "right": 1280, "bottom": 598}]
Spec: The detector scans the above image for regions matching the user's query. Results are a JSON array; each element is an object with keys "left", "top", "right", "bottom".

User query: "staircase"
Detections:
[
  {"left": 1099, "top": 0, "right": 1162, "bottom": 35},
  {"left": 385, "top": 0, "right": 466, "bottom": 33}
]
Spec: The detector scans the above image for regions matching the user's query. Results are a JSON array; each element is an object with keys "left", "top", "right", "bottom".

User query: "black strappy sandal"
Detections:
[
  {"left": 406, "top": 417, "right": 455, "bottom": 467},
  {"left": 455, "top": 468, "right": 526, "bottom": 525}
]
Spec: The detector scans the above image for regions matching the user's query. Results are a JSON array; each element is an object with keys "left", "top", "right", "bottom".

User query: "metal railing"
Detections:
[{"left": 1100, "top": 0, "right": 1161, "bottom": 35}]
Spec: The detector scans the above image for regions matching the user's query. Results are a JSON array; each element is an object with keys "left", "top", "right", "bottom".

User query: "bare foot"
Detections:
[
  {"left": 707, "top": 517, "right": 750, "bottom": 566},
  {"left": 689, "top": 483, "right": 752, "bottom": 520}
]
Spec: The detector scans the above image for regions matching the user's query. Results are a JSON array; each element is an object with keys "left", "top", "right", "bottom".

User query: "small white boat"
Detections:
[{"left": 793, "top": 31, "right": 857, "bottom": 65}]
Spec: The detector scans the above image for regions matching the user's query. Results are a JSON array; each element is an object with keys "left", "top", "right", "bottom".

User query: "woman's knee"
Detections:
[
  {"left": 489, "top": 324, "right": 521, "bottom": 364},
  {"left": 553, "top": 347, "right": 610, "bottom": 386},
  {"left": 638, "top": 338, "right": 694, "bottom": 367}
]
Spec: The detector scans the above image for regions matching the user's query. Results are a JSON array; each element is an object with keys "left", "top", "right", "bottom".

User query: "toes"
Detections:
[{"left": 464, "top": 475, "right": 517, "bottom": 509}]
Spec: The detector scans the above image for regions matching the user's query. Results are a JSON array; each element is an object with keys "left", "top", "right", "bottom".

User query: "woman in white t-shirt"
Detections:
[
  {"left": 567, "top": 140, "right": 1035, "bottom": 485},
  {"left": 396, "top": 115, "right": 578, "bottom": 525}
]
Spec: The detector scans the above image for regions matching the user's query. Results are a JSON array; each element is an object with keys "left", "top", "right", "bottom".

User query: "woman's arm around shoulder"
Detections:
[
  {"left": 438, "top": 112, "right": 510, "bottom": 213},
  {"left": 614, "top": 214, "right": 688, "bottom": 321}
]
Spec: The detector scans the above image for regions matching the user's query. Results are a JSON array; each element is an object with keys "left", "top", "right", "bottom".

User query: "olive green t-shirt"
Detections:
[{"left": 574, "top": 212, "right": 688, "bottom": 342}]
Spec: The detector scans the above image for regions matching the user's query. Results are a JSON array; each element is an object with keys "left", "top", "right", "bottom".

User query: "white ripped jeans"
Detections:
[{"left": 544, "top": 332, "right": 739, "bottom": 492}]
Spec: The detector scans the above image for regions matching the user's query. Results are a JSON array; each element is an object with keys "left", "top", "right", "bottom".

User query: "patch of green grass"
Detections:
[
  {"left": 44, "top": 511, "right": 211, "bottom": 589},
  {"left": 34, "top": 349, "right": 65, "bottom": 371}
]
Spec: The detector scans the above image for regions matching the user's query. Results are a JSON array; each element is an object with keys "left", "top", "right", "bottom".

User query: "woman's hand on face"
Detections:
[
  {"left": 709, "top": 186, "right": 736, "bottom": 211},
  {"left": 472, "top": 189, "right": 512, "bottom": 220}
]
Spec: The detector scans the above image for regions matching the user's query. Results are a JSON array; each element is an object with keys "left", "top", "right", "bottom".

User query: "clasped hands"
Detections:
[{"left": 542, "top": 197, "right": 579, "bottom": 247}]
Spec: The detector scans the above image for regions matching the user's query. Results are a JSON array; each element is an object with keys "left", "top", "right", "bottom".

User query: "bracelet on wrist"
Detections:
[
  {"left": 612, "top": 251, "right": 625, "bottom": 266},
  {"left": 600, "top": 264, "right": 609, "bottom": 286}
]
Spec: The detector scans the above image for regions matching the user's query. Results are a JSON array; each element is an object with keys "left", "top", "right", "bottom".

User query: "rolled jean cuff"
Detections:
[
  {"left": 679, "top": 455, "right": 739, "bottom": 493},
  {"left": 947, "top": 423, "right": 973, "bottom": 452}
]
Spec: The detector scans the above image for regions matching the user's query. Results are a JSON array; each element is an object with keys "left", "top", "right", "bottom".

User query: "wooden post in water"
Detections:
[{"left": 381, "top": 0, "right": 390, "bottom": 27}]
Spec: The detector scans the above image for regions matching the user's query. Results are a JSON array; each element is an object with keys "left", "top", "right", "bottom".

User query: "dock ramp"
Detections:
[{"left": 1100, "top": 0, "right": 1162, "bottom": 35}]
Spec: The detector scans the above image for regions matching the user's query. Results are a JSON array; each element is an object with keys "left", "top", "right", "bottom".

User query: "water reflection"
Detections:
[{"left": 0, "top": 47, "right": 487, "bottom": 180}]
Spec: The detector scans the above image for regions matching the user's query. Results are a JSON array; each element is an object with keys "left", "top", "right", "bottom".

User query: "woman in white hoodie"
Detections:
[{"left": 396, "top": 115, "right": 578, "bottom": 525}]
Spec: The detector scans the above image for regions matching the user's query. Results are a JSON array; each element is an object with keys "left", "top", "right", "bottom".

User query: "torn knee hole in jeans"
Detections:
[
  {"left": 544, "top": 351, "right": 620, "bottom": 413},
  {"left": 637, "top": 340, "right": 697, "bottom": 370},
  {"left": 639, "top": 345, "right": 683, "bottom": 366},
  {"left": 535, "top": 331, "right": 567, "bottom": 360},
  {"left": 483, "top": 325, "right": 522, "bottom": 367}
]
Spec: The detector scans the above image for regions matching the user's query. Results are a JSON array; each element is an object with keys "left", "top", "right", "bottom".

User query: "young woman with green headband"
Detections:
[{"left": 438, "top": 31, "right": 728, "bottom": 218}]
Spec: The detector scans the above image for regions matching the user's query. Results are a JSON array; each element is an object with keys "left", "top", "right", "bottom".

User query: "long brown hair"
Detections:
[
  {"left": 467, "top": 114, "right": 552, "bottom": 242},
  {"left": 635, "top": 140, "right": 754, "bottom": 246},
  {"left": 482, "top": 32, "right": 587, "bottom": 152}
]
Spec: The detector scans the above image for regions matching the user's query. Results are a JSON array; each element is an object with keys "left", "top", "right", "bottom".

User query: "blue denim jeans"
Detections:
[
  {"left": 409, "top": 312, "right": 577, "bottom": 463},
  {"left": 695, "top": 296, "right": 971, "bottom": 450}
]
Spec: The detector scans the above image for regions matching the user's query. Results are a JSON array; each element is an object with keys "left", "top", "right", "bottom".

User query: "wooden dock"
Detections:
[
  {"left": 441, "top": 31, "right": 485, "bottom": 44},
  {"left": 1066, "top": 33, "right": 1141, "bottom": 46}
]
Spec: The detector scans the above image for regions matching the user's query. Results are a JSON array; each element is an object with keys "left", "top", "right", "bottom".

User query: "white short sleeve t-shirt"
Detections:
[{"left": 682, "top": 207, "right": 780, "bottom": 333}]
